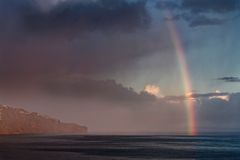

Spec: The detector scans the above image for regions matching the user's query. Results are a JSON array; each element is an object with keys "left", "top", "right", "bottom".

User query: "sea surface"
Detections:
[{"left": 0, "top": 134, "right": 240, "bottom": 160}]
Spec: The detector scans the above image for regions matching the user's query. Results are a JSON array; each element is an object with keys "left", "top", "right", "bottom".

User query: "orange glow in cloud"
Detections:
[{"left": 144, "top": 85, "right": 163, "bottom": 98}]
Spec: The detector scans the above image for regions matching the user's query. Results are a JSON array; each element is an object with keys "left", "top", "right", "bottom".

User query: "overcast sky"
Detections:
[{"left": 0, "top": 0, "right": 240, "bottom": 133}]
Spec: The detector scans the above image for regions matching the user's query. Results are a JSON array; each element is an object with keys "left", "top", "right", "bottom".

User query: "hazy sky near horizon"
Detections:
[{"left": 0, "top": 0, "right": 240, "bottom": 133}]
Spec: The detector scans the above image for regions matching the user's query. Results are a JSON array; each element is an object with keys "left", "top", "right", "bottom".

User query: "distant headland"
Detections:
[{"left": 0, "top": 105, "right": 87, "bottom": 135}]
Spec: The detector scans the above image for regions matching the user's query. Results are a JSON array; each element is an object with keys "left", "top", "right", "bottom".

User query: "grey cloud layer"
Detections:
[
  {"left": 218, "top": 77, "right": 240, "bottom": 82},
  {"left": 157, "top": 0, "right": 240, "bottom": 27},
  {"left": 0, "top": 0, "right": 150, "bottom": 34},
  {"left": 27, "top": 0, "right": 150, "bottom": 33},
  {"left": 43, "top": 78, "right": 240, "bottom": 132},
  {"left": 164, "top": 92, "right": 229, "bottom": 101},
  {"left": 182, "top": 0, "right": 239, "bottom": 13},
  {"left": 0, "top": 0, "right": 165, "bottom": 85},
  {"left": 43, "top": 77, "right": 156, "bottom": 102}
]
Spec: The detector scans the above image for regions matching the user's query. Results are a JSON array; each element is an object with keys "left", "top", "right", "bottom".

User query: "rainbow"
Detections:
[{"left": 165, "top": 11, "right": 197, "bottom": 136}]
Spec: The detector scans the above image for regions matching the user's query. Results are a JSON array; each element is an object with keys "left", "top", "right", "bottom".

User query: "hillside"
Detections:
[{"left": 0, "top": 105, "right": 87, "bottom": 135}]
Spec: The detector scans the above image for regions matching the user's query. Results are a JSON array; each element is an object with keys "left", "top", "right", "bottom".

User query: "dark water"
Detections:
[{"left": 0, "top": 134, "right": 240, "bottom": 160}]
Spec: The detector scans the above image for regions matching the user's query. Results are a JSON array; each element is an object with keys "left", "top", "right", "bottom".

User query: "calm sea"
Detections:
[{"left": 0, "top": 134, "right": 240, "bottom": 159}]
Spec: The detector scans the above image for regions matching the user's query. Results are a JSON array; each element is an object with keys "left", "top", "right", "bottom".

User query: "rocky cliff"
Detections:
[{"left": 0, "top": 105, "right": 87, "bottom": 135}]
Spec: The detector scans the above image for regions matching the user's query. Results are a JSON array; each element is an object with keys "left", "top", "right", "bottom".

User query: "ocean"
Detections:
[{"left": 0, "top": 134, "right": 240, "bottom": 160}]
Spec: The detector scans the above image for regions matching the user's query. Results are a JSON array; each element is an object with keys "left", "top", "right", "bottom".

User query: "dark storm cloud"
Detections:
[
  {"left": 156, "top": 0, "right": 240, "bottom": 13},
  {"left": 217, "top": 76, "right": 240, "bottom": 82},
  {"left": 24, "top": 0, "right": 150, "bottom": 33},
  {"left": 0, "top": 0, "right": 161, "bottom": 85},
  {"left": 156, "top": 0, "right": 240, "bottom": 27},
  {"left": 182, "top": 0, "right": 240, "bottom": 14},
  {"left": 181, "top": 0, "right": 240, "bottom": 27},
  {"left": 0, "top": 0, "right": 150, "bottom": 34},
  {"left": 43, "top": 77, "right": 156, "bottom": 102}
]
